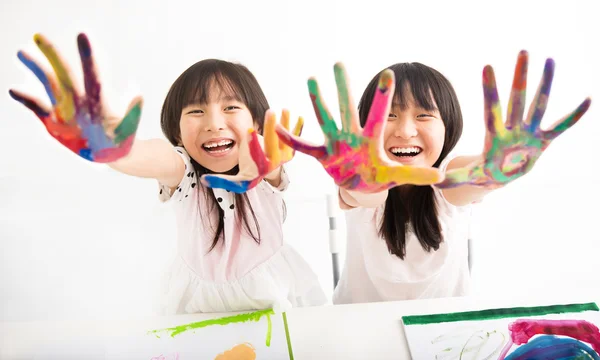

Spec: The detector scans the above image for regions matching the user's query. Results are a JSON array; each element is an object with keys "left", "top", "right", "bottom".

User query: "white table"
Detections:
[{"left": 2, "top": 292, "right": 599, "bottom": 359}]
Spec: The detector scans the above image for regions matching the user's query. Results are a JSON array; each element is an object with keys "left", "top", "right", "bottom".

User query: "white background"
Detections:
[{"left": 1, "top": 0, "right": 598, "bottom": 322}]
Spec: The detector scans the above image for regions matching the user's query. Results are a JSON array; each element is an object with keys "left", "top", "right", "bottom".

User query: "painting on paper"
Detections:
[
  {"left": 402, "top": 302, "right": 600, "bottom": 359},
  {"left": 106, "top": 309, "right": 294, "bottom": 360}
]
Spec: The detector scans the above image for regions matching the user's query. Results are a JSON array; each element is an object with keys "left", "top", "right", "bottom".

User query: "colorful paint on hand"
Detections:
[
  {"left": 147, "top": 309, "right": 275, "bottom": 347},
  {"left": 275, "top": 63, "right": 443, "bottom": 193},
  {"left": 9, "top": 33, "right": 142, "bottom": 163},
  {"left": 436, "top": 50, "right": 592, "bottom": 189},
  {"left": 201, "top": 109, "right": 303, "bottom": 193},
  {"left": 214, "top": 343, "right": 256, "bottom": 360}
]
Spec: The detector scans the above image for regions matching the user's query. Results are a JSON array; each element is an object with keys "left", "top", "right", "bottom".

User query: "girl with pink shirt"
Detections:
[{"left": 10, "top": 33, "right": 327, "bottom": 314}]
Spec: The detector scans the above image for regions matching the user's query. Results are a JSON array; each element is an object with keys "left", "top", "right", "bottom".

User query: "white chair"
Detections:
[{"left": 326, "top": 194, "right": 341, "bottom": 288}]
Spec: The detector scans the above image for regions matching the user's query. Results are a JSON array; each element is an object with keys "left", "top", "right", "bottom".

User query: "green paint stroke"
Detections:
[
  {"left": 148, "top": 308, "right": 275, "bottom": 346},
  {"left": 402, "top": 302, "right": 599, "bottom": 326},
  {"left": 283, "top": 312, "right": 294, "bottom": 360},
  {"left": 114, "top": 102, "right": 142, "bottom": 144}
]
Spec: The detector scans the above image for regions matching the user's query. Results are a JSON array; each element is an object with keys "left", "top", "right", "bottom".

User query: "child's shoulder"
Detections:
[{"left": 158, "top": 146, "right": 200, "bottom": 203}]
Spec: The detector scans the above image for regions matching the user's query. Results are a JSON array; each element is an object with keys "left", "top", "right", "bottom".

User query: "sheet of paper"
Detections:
[
  {"left": 402, "top": 303, "right": 600, "bottom": 360},
  {"left": 32, "top": 309, "right": 294, "bottom": 360}
]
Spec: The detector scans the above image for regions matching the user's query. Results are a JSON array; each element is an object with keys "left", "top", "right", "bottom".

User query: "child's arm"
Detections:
[
  {"left": 338, "top": 188, "right": 388, "bottom": 209},
  {"left": 108, "top": 138, "right": 184, "bottom": 190},
  {"left": 439, "top": 155, "right": 496, "bottom": 206}
]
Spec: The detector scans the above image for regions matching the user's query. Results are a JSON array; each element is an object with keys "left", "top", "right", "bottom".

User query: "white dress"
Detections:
[
  {"left": 157, "top": 147, "right": 327, "bottom": 314},
  {"left": 333, "top": 156, "right": 472, "bottom": 304}
]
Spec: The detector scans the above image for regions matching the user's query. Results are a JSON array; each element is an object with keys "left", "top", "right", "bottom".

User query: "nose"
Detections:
[
  {"left": 393, "top": 118, "right": 418, "bottom": 139},
  {"left": 203, "top": 113, "right": 226, "bottom": 132}
]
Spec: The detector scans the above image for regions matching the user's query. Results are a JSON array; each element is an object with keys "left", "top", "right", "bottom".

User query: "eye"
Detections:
[
  {"left": 388, "top": 113, "right": 398, "bottom": 120},
  {"left": 417, "top": 113, "right": 435, "bottom": 120},
  {"left": 186, "top": 109, "right": 204, "bottom": 115},
  {"left": 224, "top": 105, "right": 241, "bottom": 111}
]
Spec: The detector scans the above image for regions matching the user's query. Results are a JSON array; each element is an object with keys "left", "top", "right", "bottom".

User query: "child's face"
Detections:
[
  {"left": 383, "top": 89, "right": 446, "bottom": 168},
  {"left": 179, "top": 86, "right": 255, "bottom": 173}
]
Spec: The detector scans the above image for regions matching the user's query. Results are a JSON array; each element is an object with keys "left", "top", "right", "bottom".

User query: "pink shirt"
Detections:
[{"left": 156, "top": 147, "right": 326, "bottom": 314}]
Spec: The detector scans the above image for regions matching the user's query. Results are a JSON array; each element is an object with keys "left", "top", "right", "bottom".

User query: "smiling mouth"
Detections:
[
  {"left": 389, "top": 146, "right": 423, "bottom": 158},
  {"left": 202, "top": 139, "right": 235, "bottom": 154}
]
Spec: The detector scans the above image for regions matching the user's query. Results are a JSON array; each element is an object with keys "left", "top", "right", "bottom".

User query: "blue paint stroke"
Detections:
[
  {"left": 505, "top": 335, "right": 600, "bottom": 360},
  {"left": 202, "top": 175, "right": 251, "bottom": 194}
]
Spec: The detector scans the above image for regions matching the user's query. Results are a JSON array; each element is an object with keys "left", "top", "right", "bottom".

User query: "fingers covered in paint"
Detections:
[
  {"left": 362, "top": 69, "right": 394, "bottom": 139},
  {"left": 543, "top": 97, "right": 592, "bottom": 141},
  {"left": 77, "top": 33, "right": 104, "bottom": 121},
  {"left": 12, "top": 33, "right": 143, "bottom": 163},
  {"left": 524, "top": 58, "right": 555, "bottom": 130},
  {"left": 482, "top": 65, "right": 504, "bottom": 138},
  {"left": 442, "top": 50, "right": 592, "bottom": 189},
  {"left": 506, "top": 50, "right": 528, "bottom": 129},
  {"left": 275, "top": 123, "right": 328, "bottom": 159},
  {"left": 334, "top": 63, "right": 360, "bottom": 134},
  {"left": 8, "top": 89, "right": 51, "bottom": 119},
  {"left": 308, "top": 77, "right": 339, "bottom": 139}
]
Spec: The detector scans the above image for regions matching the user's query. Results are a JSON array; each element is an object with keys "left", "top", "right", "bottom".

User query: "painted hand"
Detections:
[
  {"left": 200, "top": 109, "right": 303, "bottom": 193},
  {"left": 275, "top": 63, "right": 443, "bottom": 193},
  {"left": 437, "top": 50, "right": 591, "bottom": 189},
  {"left": 9, "top": 33, "right": 142, "bottom": 163}
]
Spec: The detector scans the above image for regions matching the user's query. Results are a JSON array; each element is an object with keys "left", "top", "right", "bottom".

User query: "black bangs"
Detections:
[
  {"left": 391, "top": 64, "right": 439, "bottom": 112},
  {"left": 178, "top": 63, "right": 245, "bottom": 108}
]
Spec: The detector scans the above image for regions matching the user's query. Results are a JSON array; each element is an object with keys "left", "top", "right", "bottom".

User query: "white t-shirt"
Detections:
[
  {"left": 156, "top": 147, "right": 326, "bottom": 314},
  {"left": 332, "top": 156, "right": 472, "bottom": 304}
]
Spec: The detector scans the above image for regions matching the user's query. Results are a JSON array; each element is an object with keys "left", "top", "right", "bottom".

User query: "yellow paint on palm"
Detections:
[{"left": 34, "top": 34, "right": 76, "bottom": 121}]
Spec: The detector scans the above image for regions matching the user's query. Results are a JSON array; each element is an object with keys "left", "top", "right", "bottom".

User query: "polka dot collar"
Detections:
[{"left": 212, "top": 187, "right": 236, "bottom": 213}]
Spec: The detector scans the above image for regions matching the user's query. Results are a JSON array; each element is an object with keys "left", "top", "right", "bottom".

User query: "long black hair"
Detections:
[
  {"left": 357, "top": 63, "right": 463, "bottom": 259},
  {"left": 160, "top": 59, "right": 269, "bottom": 251}
]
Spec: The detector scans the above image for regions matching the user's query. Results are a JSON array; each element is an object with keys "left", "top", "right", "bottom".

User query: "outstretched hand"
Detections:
[
  {"left": 275, "top": 63, "right": 444, "bottom": 193},
  {"left": 9, "top": 33, "right": 143, "bottom": 163},
  {"left": 437, "top": 50, "right": 591, "bottom": 189},
  {"left": 200, "top": 109, "right": 303, "bottom": 193}
]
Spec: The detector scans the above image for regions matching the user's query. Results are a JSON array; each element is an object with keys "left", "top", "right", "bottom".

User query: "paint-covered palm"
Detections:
[
  {"left": 275, "top": 63, "right": 443, "bottom": 193},
  {"left": 437, "top": 51, "right": 591, "bottom": 189},
  {"left": 9, "top": 33, "right": 142, "bottom": 163},
  {"left": 200, "top": 109, "right": 303, "bottom": 193}
]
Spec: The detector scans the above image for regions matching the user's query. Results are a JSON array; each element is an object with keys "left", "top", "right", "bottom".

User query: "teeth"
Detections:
[
  {"left": 204, "top": 139, "right": 233, "bottom": 148},
  {"left": 391, "top": 147, "right": 421, "bottom": 154},
  {"left": 207, "top": 148, "right": 229, "bottom": 154}
]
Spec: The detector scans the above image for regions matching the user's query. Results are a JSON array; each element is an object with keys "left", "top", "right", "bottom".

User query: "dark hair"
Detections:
[
  {"left": 160, "top": 59, "right": 269, "bottom": 251},
  {"left": 357, "top": 62, "right": 463, "bottom": 259}
]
